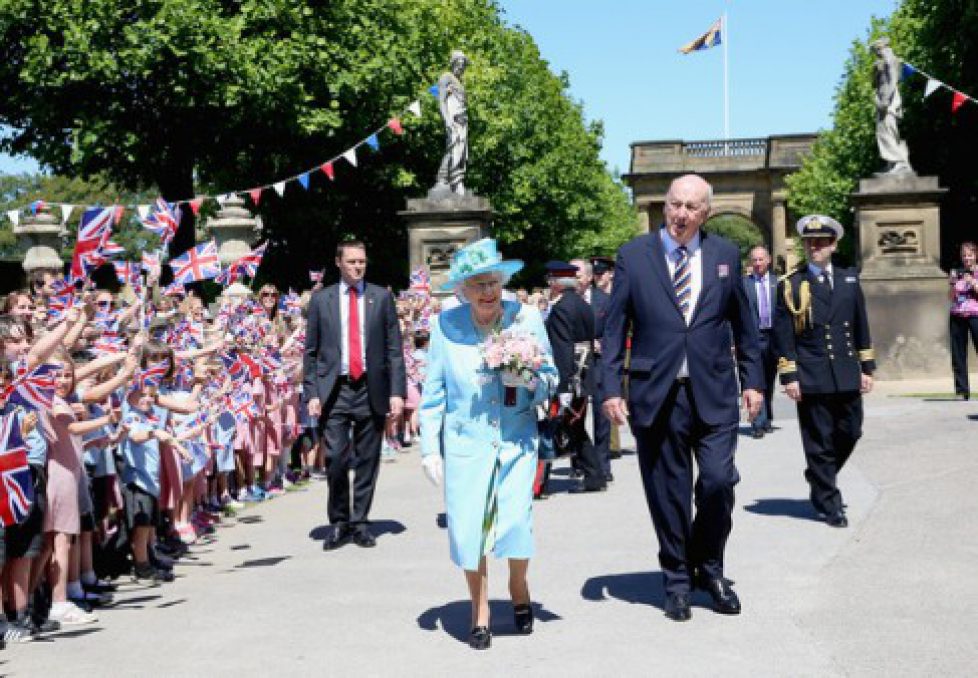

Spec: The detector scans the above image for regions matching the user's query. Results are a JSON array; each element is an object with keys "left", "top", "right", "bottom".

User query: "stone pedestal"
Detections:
[
  {"left": 205, "top": 195, "right": 261, "bottom": 266},
  {"left": 15, "top": 209, "right": 67, "bottom": 288},
  {"left": 399, "top": 192, "right": 492, "bottom": 295},
  {"left": 851, "top": 174, "right": 948, "bottom": 379}
]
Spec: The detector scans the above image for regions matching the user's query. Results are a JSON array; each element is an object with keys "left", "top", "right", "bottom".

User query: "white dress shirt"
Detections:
[
  {"left": 339, "top": 279, "right": 367, "bottom": 376},
  {"left": 662, "top": 229, "right": 703, "bottom": 379},
  {"left": 808, "top": 262, "right": 834, "bottom": 289}
]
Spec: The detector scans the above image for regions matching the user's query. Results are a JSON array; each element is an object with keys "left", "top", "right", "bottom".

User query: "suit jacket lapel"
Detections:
[
  {"left": 363, "top": 285, "right": 376, "bottom": 350},
  {"left": 326, "top": 285, "right": 341, "bottom": 348},
  {"left": 691, "top": 234, "right": 718, "bottom": 326},
  {"left": 648, "top": 232, "right": 683, "bottom": 319}
]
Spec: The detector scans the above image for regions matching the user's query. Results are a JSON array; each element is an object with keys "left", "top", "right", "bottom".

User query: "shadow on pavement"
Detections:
[
  {"left": 307, "top": 519, "right": 406, "bottom": 542},
  {"left": 581, "top": 571, "right": 665, "bottom": 610},
  {"left": 417, "top": 599, "right": 561, "bottom": 642},
  {"left": 236, "top": 556, "right": 291, "bottom": 569},
  {"left": 743, "top": 498, "right": 821, "bottom": 522}
]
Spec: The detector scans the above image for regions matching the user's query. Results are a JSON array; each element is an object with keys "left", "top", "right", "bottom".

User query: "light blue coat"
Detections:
[{"left": 420, "top": 300, "right": 558, "bottom": 570}]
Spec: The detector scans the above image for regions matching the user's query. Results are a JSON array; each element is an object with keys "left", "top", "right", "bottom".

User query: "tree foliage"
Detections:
[
  {"left": 704, "top": 214, "right": 765, "bottom": 264},
  {"left": 0, "top": 0, "right": 636, "bottom": 288},
  {"left": 786, "top": 0, "right": 978, "bottom": 267}
]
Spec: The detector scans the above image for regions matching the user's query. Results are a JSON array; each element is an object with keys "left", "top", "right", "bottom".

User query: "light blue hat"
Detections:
[{"left": 440, "top": 238, "right": 523, "bottom": 291}]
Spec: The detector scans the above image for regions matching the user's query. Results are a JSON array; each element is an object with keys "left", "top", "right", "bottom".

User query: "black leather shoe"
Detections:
[
  {"left": 664, "top": 592, "right": 691, "bottom": 621},
  {"left": 604, "top": 472, "right": 615, "bottom": 483},
  {"left": 695, "top": 576, "right": 741, "bottom": 615},
  {"left": 323, "top": 525, "right": 350, "bottom": 551},
  {"left": 468, "top": 625, "right": 491, "bottom": 649},
  {"left": 352, "top": 528, "right": 376, "bottom": 548},
  {"left": 763, "top": 424, "right": 774, "bottom": 433},
  {"left": 751, "top": 428, "right": 764, "bottom": 439},
  {"left": 826, "top": 510, "right": 848, "bottom": 528},
  {"left": 568, "top": 482, "right": 607, "bottom": 494},
  {"left": 513, "top": 603, "right": 533, "bottom": 634}
]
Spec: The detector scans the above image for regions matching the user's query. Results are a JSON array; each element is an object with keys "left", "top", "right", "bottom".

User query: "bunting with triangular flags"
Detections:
[
  {"left": 952, "top": 91, "right": 968, "bottom": 114},
  {"left": 342, "top": 148, "right": 358, "bottom": 167},
  {"left": 365, "top": 134, "right": 380, "bottom": 151},
  {"left": 321, "top": 161, "right": 335, "bottom": 181}
]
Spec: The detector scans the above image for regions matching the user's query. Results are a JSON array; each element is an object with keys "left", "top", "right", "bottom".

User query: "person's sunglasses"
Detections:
[{"left": 260, "top": 291, "right": 278, "bottom": 298}]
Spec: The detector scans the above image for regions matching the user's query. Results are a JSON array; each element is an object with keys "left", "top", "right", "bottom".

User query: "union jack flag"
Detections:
[
  {"left": 221, "top": 351, "right": 261, "bottom": 381},
  {"left": 141, "top": 252, "right": 162, "bottom": 277},
  {"left": 92, "top": 331, "right": 126, "bottom": 354},
  {"left": 170, "top": 241, "right": 221, "bottom": 284},
  {"left": 229, "top": 391, "right": 259, "bottom": 424},
  {"left": 409, "top": 266, "right": 431, "bottom": 292},
  {"left": 46, "top": 291, "right": 76, "bottom": 322},
  {"left": 1, "top": 363, "right": 58, "bottom": 411},
  {"left": 140, "top": 198, "right": 181, "bottom": 247},
  {"left": 162, "top": 282, "right": 185, "bottom": 298},
  {"left": 70, "top": 207, "right": 117, "bottom": 282},
  {"left": 113, "top": 261, "right": 141, "bottom": 287},
  {"left": 216, "top": 241, "right": 267, "bottom": 286},
  {"left": 279, "top": 290, "right": 302, "bottom": 315},
  {"left": 259, "top": 349, "right": 283, "bottom": 375},
  {"left": 132, "top": 359, "right": 170, "bottom": 391},
  {"left": 99, "top": 239, "right": 126, "bottom": 258},
  {"left": 0, "top": 414, "right": 34, "bottom": 527},
  {"left": 46, "top": 277, "right": 72, "bottom": 296}
]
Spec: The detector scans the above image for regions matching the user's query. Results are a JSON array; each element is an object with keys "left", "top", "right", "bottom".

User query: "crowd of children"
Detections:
[{"left": 0, "top": 271, "right": 355, "bottom": 645}]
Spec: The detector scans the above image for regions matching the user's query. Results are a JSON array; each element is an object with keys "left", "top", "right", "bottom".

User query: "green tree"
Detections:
[
  {"left": 0, "top": 0, "right": 635, "bottom": 288},
  {"left": 704, "top": 213, "right": 765, "bottom": 265},
  {"left": 786, "top": 0, "right": 978, "bottom": 267}
]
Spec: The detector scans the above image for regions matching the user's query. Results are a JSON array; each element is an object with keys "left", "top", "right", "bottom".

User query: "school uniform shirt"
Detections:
[{"left": 120, "top": 401, "right": 169, "bottom": 498}]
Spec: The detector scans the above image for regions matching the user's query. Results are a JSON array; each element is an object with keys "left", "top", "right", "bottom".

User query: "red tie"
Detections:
[{"left": 348, "top": 286, "right": 363, "bottom": 380}]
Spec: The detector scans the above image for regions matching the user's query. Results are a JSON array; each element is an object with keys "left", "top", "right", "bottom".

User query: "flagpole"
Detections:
[{"left": 720, "top": 12, "right": 730, "bottom": 149}]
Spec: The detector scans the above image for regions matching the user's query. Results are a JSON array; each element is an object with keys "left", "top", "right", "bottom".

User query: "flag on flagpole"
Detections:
[
  {"left": 169, "top": 241, "right": 221, "bottom": 284},
  {"left": 678, "top": 17, "right": 723, "bottom": 54}
]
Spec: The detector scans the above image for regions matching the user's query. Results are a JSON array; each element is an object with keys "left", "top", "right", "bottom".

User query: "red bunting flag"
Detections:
[
  {"left": 952, "top": 91, "right": 968, "bottom": 113},
  {"left": 321, "top": 161, "right": 335, "bottom": 181},
  {"left": 249, "top": 188, "right": 263, "bottom": 206},
  {"left": 387, "top": 118, "right": 404, "bottom": 135},
  {"left": 189, "top": 198, "right": 204, "bottom": 216}
]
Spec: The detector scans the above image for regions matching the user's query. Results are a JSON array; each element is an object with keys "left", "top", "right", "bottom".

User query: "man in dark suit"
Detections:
[
  {"left": 742, "top": 245, "right": 778, "bottom": 438},
  {"left": 303, "top": 240, "right": 406, "bottom": 550},
  {"left": 546, "top": 261, "right": 606, "bottom": 494},
  {"left": 602, "top": 174, "right": 763, "bottom": 622},
  {"left": 773, "top": 215, "right": 875, "bottom": 529},
  {"left": 571, "top": 257, "right": 613, "bottom": 482}
]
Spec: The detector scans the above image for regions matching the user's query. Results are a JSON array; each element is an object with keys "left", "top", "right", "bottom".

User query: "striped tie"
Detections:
[{"left": 674, "top": 245, "right": 691, "bottom": 315}]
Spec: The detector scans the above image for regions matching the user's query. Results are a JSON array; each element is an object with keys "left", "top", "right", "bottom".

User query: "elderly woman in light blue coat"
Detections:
[{"left": 420, "top": 238, "right": 557, "bottom": 650}]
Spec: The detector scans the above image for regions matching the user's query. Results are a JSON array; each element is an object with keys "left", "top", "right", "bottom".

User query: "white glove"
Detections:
[
  {"left": 422, "top": 454, "right": 443, "bottom": 487},
  {"left": 558, "top": 393, "right": 573, "bottom": 412}
]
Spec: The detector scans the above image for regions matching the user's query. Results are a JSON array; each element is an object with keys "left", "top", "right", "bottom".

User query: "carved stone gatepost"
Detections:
[
  {"left": 15, "top": 207, "right": 66, "bottom": 288},
  {"left": 205, "top": 195, "right": 262, "bottom": 267},
  {"left": 851, "top": 174, "right": 948, "bottom": 379},
  {"left": 399, "top": 193, "right": 491, "bottom": 296}
]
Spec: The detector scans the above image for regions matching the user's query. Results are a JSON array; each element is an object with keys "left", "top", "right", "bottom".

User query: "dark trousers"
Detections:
[
  {"left": 796, "top": 392, "right": 863, "bottom": 515},
  {"left": 568, "top": 396, "right": 605, "bottom": 489},
  {"left": 634, "top": 381, "right": 739, "bottom": 594},
  {"left": 752, "top": 329, "right": 777, "bottom": 431},
  {"left": 950, "top": 314, "right": 978, "bottom": 396},
  {"left": 320, "top": 379, "right": 385, "bottom": 528},
  {"left": 592, "top": 374, "right": 611, "bottom": 475}
]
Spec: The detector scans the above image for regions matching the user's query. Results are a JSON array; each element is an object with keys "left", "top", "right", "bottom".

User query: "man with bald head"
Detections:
[
  {"left": 743, "top": 245, "right": 778, "bottom": 438},
  {"left": 601, "top": 174, "right": 763, "bottom": 621}
]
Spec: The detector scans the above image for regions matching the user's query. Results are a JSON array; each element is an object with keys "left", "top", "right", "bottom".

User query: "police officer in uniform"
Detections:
[
  {"left": 545, "top": 260, "right": 607, "bottom": 493},
  {"left": 773, "top": 215, "right": 875, "bottom": 528}
]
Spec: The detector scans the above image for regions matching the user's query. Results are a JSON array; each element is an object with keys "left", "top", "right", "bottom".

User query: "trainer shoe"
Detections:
[
  {"left": 4, "top": 616, "right": 34, "bottom": 643},
  {"left": 48, "top": 601, "right": 98, "bottom": 625}
]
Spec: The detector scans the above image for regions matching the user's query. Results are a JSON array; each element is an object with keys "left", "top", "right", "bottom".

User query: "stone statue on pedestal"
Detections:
[
  {"left": 431, "top": 50, "right": 469, "bottom": 197},
  {"left": 871, "top": 38, "right": 913, "bottom": 175}
]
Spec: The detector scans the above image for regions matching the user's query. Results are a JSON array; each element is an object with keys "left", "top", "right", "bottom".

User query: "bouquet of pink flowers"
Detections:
[{"left": 481, "top": 330, "right": 544, "bottom": 404}]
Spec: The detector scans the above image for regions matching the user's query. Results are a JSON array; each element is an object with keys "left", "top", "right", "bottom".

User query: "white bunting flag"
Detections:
[
  {"left": 924, "top": 78, "right": 941, "bottom": 98},
  {"left": 137, "top": 205, "right": 151, "bottom": 220},
  {"left": 273, "top": 181, "right": 287, "bottom": 197},
  {"left": 343, "top": 148, "right": 358, "bottom": 167},
  {"left": 216, "top": 193, "right": 232, "bottom": 205},
  {"left": 60, "top": 204, "right": 75, "bottom": 224},
  {"left": 6, "top": 210, "right": 19, "bottom": 227},
  {"left": 407, "top": 100, "right": 422, "bottom": 117}
]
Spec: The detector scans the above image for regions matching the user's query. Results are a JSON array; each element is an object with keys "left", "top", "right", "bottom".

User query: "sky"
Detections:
[{"left": 0, "top": 0, "right": 900, "bottom": 177}]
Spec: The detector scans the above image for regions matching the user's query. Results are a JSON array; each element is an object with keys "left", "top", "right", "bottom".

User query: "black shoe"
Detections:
[
  {"left": 609, "top": 449, "right": 622, "bottom": 460},
  {"left": 695, "top": 575, "right": 741, "bottom": 615},
  {"left": 149, "top": 548, "right": 174, "bottom": 572},
  {"left": 603, "top": 472, "right": 615, "bottom": 483},
  {"left": 533, "top": 492, "right": 549, "bottom": 501},
  {"left": 751, "top": 428, "right": 764, "bottom": 439},
  {"left": 513, "top": 603, "right": 533, "bottom": 634},
  {"left": 826, "top": 510, "right": 848, "bottom": 528},
  {"left": 82, "top": 580, "right": 118, "bottom": 594},
  {"left": 323, "top": 525, "right": 350, "bottom": 551},
  {"left": 763, "top": 424, "right": 774, "bottom": 433},
  {"left": 568, "top": 482, "right": 607, "bottom": 494},
  {"left": 664, "top": 592, "right": 691, "bottom": 621},
  {"left": 468, "top": 625, "right": 491, "bottom": 650},
  {"left": 133, "top": 562, "right": 173, "bottom": 583},
  {"left": 352, "top": 528, "right": 376, "bottom": 548}
]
